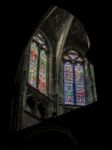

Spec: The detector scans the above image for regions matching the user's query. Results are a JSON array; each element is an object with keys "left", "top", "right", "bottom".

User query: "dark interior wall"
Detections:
[{"left": 1, "top": 0, "right": 111, "bottom": 149}]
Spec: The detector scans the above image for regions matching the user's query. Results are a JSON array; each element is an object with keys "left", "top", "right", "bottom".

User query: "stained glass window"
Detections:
[
  {"left": 63, "top": 51, "right": 86, "bottom": 106},
  {"left": 64, "top": 62, "right": 74, "bottom": 105},
  {"left": 28, "top": 41, "right": 38, "bottom": 88},
  {"left": 38, "top": 50, "right": 48, "bottom": 95},
  {"left": 28, "top": 32, "right": 49, "bottom": 96},
  {"left": 74, "top": 63, "right": 86, "bottom": 105},
  {"left": 68, "top": 51, "right": 78, "bottom": 60}
]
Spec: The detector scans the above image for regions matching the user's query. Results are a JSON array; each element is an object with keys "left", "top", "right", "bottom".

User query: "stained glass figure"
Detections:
[
  {"left": 63, "top": 62, "right": 74, "bottom": 105},
  {"left": 74, "top": 63, "right": 86, "bottom": 105},
  {"left": 38, "top": 50, "right": 48, "bottom": 95},
  {"left": 28, "top": 41, "right": 38, "bottom": 88}
]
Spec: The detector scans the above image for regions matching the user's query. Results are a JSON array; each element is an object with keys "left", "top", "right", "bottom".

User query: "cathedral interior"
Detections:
[{"left": 1, "top": 0, "right": 111, "bottom": 149}]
